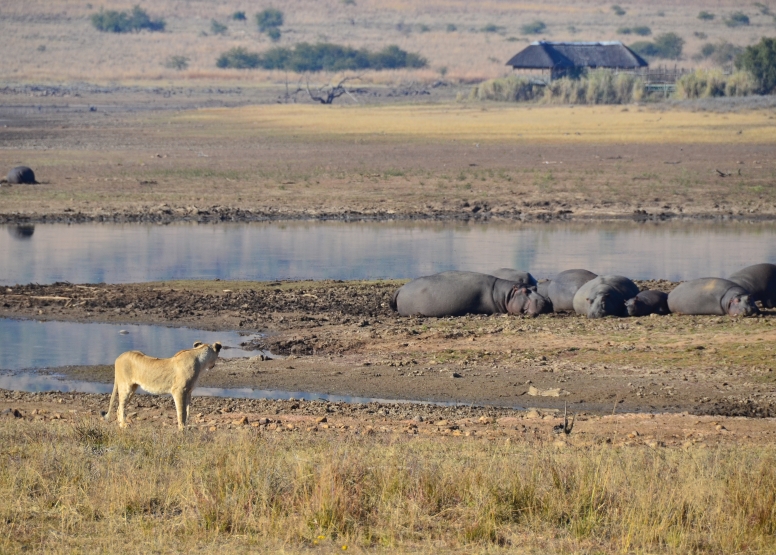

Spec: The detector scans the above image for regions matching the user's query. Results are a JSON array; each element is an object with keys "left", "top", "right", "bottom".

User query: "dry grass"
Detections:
[
  {"left": 2, "top": 418, "right": 776, "bottom": 553},
  {"left": 176, "top": 103, "right": 776, "bottom": 144},
  {"left": 1, "top": 0, "right": 772, "bottom": 85}
]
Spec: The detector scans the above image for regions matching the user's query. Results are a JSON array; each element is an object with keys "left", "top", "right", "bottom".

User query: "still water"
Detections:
[
  {"left": 3, "top": 220, "right": 776, "bottom": 285},
  {"left": 0, "top": 318, "right": 262, "bottom": 372}
]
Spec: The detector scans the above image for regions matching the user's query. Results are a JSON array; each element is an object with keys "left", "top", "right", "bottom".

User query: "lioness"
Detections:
[{"left": 105, "top": 341, "right": 222, "bottom": 430}]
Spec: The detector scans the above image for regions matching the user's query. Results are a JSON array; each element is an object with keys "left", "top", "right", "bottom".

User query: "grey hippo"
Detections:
[
  {"left": 625, "top": 290, "right": 670, "bottom": 316},
  {"left": 667, "top": 278, "right": 759, "bottom": 317},
  {"left": 573, "top": 275, "right": 640, "bottom": 318},
  {"left": 547, "top": 269, "right": 597, "bottom": 312},
  {"left": 390, "top": 271, "right": 550, "bottom": 317},
  {"left": 488, "top": 268, "right": 537, "bottom": 287},
  {"left": 6, "top": 166, "right": 37, "bottom": 184},
  {"left": 728, "top": 263, "right": 776, "bottom": 308}
]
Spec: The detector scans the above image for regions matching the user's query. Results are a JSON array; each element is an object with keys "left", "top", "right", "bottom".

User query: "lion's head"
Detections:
[{"left": 192, "top": 341, "right": 222, "bottom": 369}]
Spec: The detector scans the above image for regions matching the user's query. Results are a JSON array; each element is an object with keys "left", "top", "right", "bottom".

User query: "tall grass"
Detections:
[
  {"left": 675, "top": 69, "right": 758, "bottom": 99},
  {"left": 2, "top": 419, "right": 776, "bottom": 553},
  {"left": 470, "top": 70, "right": 645, "bottom": 105}
]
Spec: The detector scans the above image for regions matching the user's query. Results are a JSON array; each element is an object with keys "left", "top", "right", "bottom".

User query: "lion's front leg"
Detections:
[
  {"left": 172, "top": 388, "right": 187, "bottom": 430},
  {"left": 184, "top": 389, "right": 193, "bottom": 423}
]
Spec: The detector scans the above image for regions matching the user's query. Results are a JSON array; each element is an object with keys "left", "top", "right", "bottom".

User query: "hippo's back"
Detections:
[
  {"left": 573, "top": 275, "right": 639, "bottom": 317},
  {"left": 548, "top": 269, "right": 597, "bottom": 311},
  {"left": 667, "top": 278, "right": 746, "bottom": 315},
  {"left": 489, "top": 268, "right": 537, "bottom": 287},
  {"left": 7, "top": 166, "right": 36, "bottom": 184},
  {"left": 393, "top": 271, "right": 499, "bottom": 317}
]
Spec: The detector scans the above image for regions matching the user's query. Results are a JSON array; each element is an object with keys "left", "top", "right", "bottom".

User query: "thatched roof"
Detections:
[{"left": 506, "top": 41, "right": 648, "bottom": 70}]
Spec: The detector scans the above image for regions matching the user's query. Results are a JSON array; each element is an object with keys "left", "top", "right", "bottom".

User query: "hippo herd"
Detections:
[{"left": 390, "top": 263, "right": 776, "bottom": 319}]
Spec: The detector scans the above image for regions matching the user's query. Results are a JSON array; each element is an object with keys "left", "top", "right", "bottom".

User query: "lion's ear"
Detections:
[
  {"left": 193, "top": 341, "right": 203, "bottom": 348},
  {"left": 214, "top": 342, "right": 222, "bottom": 353}
]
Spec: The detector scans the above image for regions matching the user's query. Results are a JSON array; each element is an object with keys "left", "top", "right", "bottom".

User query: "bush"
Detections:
[
  {"left": 210, "top": 19, "right": 227, "bottom": 35},
  {"left": 521, "top": 21, "right": 546, "bottom": 34},
  {"left": 676, "top": 69, "right": 757, "bottom": 98},
  {"left": 617, "top": 27, "right": 632, "bottom": 35},
  {"left": 256, "top": 8, "right": 283, "bottom": 32},
  {"left": 632, "top": 33, "right": 683, "bottom": 59},
  {"left": 216, "top": 47, "right": 260, "bottom": 69},
  {"left": 91, "top": 5, "right": 165, "bottom": 33},
  {"left": 632, "top": 25, "right": 652, "bottom": 36},
  {"left": 267, "top": 27, "right": 281, "bottom": 41},
  {"left": 468, "top": 76, "right": 544, "bottom": 102},
  {"left": 725, "top": 12, "right": 750, "bottom": 27},
  {"left": 482, "top": 23, "right": 502, "bottom": 33},
  {"left": 216, "top": 43, "right": 427, "bottom": 72},
  {"left": 698, "top": 11, "right": 715, "bottom": 21},
  {"left": 232, "top": 11, "right": 246, "bottom": 21},
  {"left": 446, "top": 23, "right": 457, "bottom": 32},
  {"left": 164, "top": 55, "right": 190, "bottom": 70},
  {"left": 698, "top": 41, "right": 743, "bottom": 66},
  {"left": 736, "top": 37, "right": 776, "bottom": 93},
  {"left": 612, "top": 5, "right": 626, "bottom": 16}
]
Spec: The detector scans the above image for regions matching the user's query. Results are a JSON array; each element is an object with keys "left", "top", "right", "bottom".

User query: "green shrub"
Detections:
[
  {"left": 232, "top": 11, "right": 246, "bottom": 21},
  {"left": 342, "top": 0, "right": 357, "bottom": 5},
  {"left": 164, "top": 55, "right": 190, "bottom": 70},
  {"left": 725, "top": 12, "right": 750, "bottom": 27},
  {"left": 698, "top": 11, "right": 715, "bottom": 21},
  {"left": 694, "top": 31, "right": 708, "bottom": 39},
  {"left": 418, "top": 24, "right": 430, "bottom": 32},
  {"left": 632, "top": 33, "right": 683, "bottom": 59},
  {"left": 256, "top": 8, "right": 283, "bottom": 32},
  {"left": 632, "top": 25, "right": 651, "bottom": 36},
  {"left": 736, "top": 37, "right": 776, "bottom": 93},
  {"left": 612, "top": 5, "right": 626, "bottom": 16},
  {"left": 210, "top": 19, "right": 227, "bottom": 35},
  {"left": 482, "top": 23, "right": 502, "bottom": 33},
  {"left": 216, "top": 47, "right": 260, "bottom": 69},
  {"left": 617, "top": 27, "right": 632, "bottom": 35},
  {"left": 698, "top": 41, "right": 743, "bottom": 66},
  {"left": 754, "top": 2, "right": 772, "bottom": 16},
  {"left": 446, "top": 23, "right": 457, "bottom": 32},
  {"left": 216, "top": 43, "right": 427, "bottom": 72},
  {"left": 91, "top": 5, "right": 165, "bottom": 33},
  {"left": 267, "top": 27, "right": 281, "bottom": 41},
  {"left": 521, "top": 21, "right": 546, "bottom": 34}
]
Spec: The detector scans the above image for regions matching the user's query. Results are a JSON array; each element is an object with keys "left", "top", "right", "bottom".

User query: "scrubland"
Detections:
[
  {"left": 2, "top": 417, "right": 776, "bottom": 554},
  {"left": 1, "top": 0, "right": 773, "bottom": 85}
]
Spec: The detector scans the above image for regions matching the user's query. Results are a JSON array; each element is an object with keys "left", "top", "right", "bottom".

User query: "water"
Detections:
[
  {"left": 0, "top": 372, "right": 463, "bottom": 405},
  {"left": 3, "top": 221, "right": 776, "bottom": 285},
  {"left": 0, "top": 318, "right": 264, "bottom": 372}
]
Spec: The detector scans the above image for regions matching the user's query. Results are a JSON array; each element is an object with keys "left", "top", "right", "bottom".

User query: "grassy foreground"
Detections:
[{"left": 2, "top": 418, "right": 776, "bottom": 554}]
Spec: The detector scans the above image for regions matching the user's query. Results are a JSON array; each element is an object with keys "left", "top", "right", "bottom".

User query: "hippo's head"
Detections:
[
  {"left": 507, "top": 286, "right": 550, "bottom": 317},
  {"left": 728, "top": 294, "right": 759, "bottom": 317},
  {"left": 586, "top": 292, "right": 623, "bottom": 319},
  {"left": 624, "top": 297, "right": 641, "bottom": 317}
]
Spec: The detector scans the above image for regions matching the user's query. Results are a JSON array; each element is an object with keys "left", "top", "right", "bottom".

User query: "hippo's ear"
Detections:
[{"left": 732, "top": 297, "right": 740, "bottom": 304}]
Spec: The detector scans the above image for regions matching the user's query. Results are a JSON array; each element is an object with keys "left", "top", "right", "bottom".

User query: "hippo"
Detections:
[
  {"left": 390, "top": 271, "right": 550, "bottom": 317},
  {"left": 547, "top": 269, "right": 597, "bottom": 312},
  {"left": 573, "top": 275, "right": 640, "bottom": 318},
  {"left": 625, "top": 290, "right": 670, "bottom": 316},
  {"left": 667, "top": 278, "right": 759, "bottom": 317},
  {"left": 7, "top": 225, "right": 35, "bottom": 240},
  {"left": 728, "top": 263, "right": 776, "bottom": 308},
  {"left": 536, "top": 278, "right": 551, "bottom": 299},
  {"left": 488, "top": 268, "right": 537, "bottom": 287},
  {"left": 6, "top": 166, "right": 37, "bottom": 184}
]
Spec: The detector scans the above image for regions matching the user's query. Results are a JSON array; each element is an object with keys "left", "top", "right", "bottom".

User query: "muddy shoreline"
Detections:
[{"left": 3, "top": 280, "right": 776, "bottom": 418}]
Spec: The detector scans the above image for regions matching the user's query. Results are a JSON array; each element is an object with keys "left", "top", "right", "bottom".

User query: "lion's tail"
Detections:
[{"left": 105, "top": 380, "right": 117, "bottom": 421}]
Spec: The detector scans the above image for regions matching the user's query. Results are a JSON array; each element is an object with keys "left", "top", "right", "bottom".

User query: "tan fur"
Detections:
[{"left": 105, "top": 341, "right": 221, "bottom": 430}]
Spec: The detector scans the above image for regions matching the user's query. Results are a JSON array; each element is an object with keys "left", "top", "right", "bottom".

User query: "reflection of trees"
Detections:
[{"left": 8, "top": 225, "right": 34, "bottom": 239}]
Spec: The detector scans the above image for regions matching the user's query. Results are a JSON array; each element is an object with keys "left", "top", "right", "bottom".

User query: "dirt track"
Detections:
[{"left": 3, "top": 279, "right": 776, "bottom": 418}]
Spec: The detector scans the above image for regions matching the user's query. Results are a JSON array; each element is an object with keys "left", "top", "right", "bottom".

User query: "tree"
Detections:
[
  {"left": 256, "top": 9, "right": 283, "bottom": 32},
  {"left": 736, "top": 37, "right": 776, "bottom": 93}
]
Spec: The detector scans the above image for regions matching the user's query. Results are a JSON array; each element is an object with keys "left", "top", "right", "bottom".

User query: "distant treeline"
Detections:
[
  {"left": 216, "top": 43, "right": 427, "bottom": 71},
  {"left": 91, "top": 6, "right": 165, "bottom": 33}
]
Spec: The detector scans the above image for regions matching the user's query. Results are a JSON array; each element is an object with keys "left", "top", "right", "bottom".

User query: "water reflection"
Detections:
[
  {"left": 0, "top": 372, "right": 467, "bottom": 406},
  {"left": 8, "top": 225, "right": 34, "bottom": 240},
  {"left": 0, "top": 318, "right": 265, "bottom": 372},
  {"left": 1, "top": 221, "right": 776, "bottom": 285}
]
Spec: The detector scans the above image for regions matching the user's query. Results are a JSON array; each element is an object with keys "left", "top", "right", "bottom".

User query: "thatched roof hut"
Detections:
[{"left": 506, "top": 41, "right": 648, "bottom": 79}]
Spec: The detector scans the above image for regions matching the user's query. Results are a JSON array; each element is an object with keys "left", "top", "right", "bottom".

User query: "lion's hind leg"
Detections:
[{"left": 117, "top": 383, "right": 139, "bottom": 428}]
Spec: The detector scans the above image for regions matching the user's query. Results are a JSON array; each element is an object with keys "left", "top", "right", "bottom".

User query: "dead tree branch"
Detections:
[{"left": 305, "top": 75, "right": 364, "bottom": 105}]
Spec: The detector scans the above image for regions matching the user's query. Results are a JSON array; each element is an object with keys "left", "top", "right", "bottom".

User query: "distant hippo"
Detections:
[
  {"left": 536, "top": 278, "right": 551, "bottom": 299},
  {"left": 488, "top": 268, "right": 537, "bottom": 287},
  {"left": 728, "top": 263, "right": 776, "bottom": 308},
  {"left": 547, "top": 269, "right": 597, "bottom": 312},
  {"left": 667, "top": 278, "right": 759, "bottom": 317},
  {"left": 390, "top": 271, "right": 550, "bottom": 317},
  {"left": 6, "top": 166, "right": 37, "bottom": 184},
  {"left": 573, "top": 275, "right": 640, "bottom": 318},
  {"left": 625, "top": 290, "right": 670, "bottom": 316}
]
